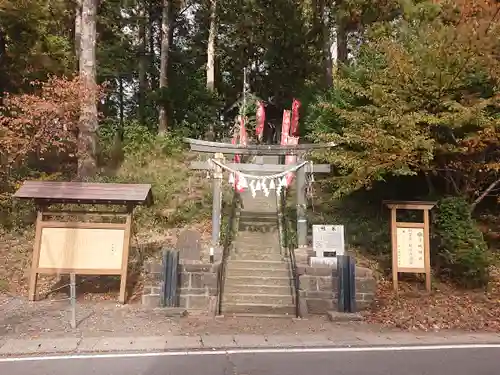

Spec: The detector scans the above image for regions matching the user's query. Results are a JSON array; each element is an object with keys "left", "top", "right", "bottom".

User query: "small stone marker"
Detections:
[{"left": 176, "top": 229, "right": 202, "bottom": 261}]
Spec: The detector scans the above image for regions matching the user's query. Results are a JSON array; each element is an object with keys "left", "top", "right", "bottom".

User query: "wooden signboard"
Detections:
[
  {"left": 38, "top": 225, "right": 127, "bottom": 271},
  {"left": 14, "top": 181, "right": 153, "bottom": 303},
  {"left": 384, "top": 201, "right": 436, "bottom": 293}
]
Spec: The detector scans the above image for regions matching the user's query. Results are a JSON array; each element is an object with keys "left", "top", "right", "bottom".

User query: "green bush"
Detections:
[
  {"left": 433, "top": 196, "right": 490, "bottom": 288},
  {"left": 98, "top": 120, "right": 185, "bottom": 160}
]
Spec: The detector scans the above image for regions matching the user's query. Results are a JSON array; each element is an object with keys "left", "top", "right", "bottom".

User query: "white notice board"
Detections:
[
  {"left": 312, "top": 225, "right": 345, "bottom": 257},
  {"left": 38, "top": 227, "right": 125, "bottom": 271},
  {"left": 396, "top": 227, "right": 425, "bottom": 270}
]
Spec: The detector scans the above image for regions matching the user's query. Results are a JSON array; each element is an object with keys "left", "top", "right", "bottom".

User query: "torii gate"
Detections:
[{"left": 185, "top": 138, "right": 333, "bottom": 259}]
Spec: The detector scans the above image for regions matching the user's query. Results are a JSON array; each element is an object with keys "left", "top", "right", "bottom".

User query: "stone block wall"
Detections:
[
  {"left": 296, "top": 265, "right": 376, "bottom": 315},
  {"left": 142, "top": 261, "right": 220, "bottom": 313}
]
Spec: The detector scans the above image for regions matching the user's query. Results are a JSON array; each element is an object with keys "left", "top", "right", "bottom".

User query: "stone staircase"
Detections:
[{"left": 220, "top": 186, "right": 296, "bottom": 317}]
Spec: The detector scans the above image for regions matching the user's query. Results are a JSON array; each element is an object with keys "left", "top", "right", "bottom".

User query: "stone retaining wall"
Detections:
[
  {"left": 142, "top": 262, "right": 220, "bottom": 313},
  {"left": 296, "top": 265, "right": 376, "bottom": 314}
]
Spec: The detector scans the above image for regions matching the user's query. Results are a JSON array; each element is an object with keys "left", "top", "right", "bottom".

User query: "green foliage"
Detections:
[
  {"left": 307, "top": 0, "right": 500, "bottom": 200},
  {"left": 0, "top": 0, "right": 74, "bottom": 92},
  {"left": 303, "top": 86, "right": 351, "bottom": 139},
  {"left": 167, "top": 76, "right": 222, "bottom": 138},
  {"left": 98, "top": 120, "right": 184, "bottom": 158},
  {"left": 433, "top": 197, "right": 490, "bottom": 288}
]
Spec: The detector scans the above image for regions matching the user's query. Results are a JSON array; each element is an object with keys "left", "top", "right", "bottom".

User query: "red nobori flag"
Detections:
[
  {"left": 280, "top": 110, "right": 291, "bottom": 146},
  {"left": 231, "top": 116, "right": 248, "bottom": 192},
  {"left": 255, "top": 100, "right": 266, "bottom": 139},
  {"left": 290, "top": 98, "right": 301, "bottom": 136}
]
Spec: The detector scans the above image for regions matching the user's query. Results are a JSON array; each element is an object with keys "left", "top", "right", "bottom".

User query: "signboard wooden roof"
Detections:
[
  {"left": 14, "top": 181, "right": 153, "bottom": 206},
  {"left": 383, "top": 200, "right": 437, "bottom": 210}
]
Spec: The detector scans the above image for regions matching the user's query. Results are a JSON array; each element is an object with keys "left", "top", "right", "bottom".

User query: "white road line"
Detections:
[{"left": 1, "top": 343, "right": 500, "bottom": 363}]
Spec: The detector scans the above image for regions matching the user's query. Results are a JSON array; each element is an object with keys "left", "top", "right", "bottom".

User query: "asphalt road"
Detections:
[{"left": 1, "top": 347, "right": 499, "bottom": 375}]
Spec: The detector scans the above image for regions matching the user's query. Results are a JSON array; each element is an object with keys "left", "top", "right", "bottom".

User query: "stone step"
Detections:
[
  {"left": 241, "top": 198, "right": 276, "bottom": 205},
  {"left": 235, "top": 230, "right": 279, "bottom": 238},
  {"left": 224, "top": 276, "right": 292, "bottom": 287},
  {"left": 226, "top": 260, "right": 289, "bottom": 270},
  {"left": 239, "top": 217, "right": 277, "bottom": 224},
  {"left": 232, "top": 244, "right": 281, "bottom": 253},
  {"left": 229, "top": 252, "right": 284, "bottom": 261},
  {"left": 233, "top": 236, "right": 280, "bottom": 244},
  {"left": 226, "top": 268, "right": 290, "bottom": 278},
  {"left": 238, "top": 220, "right": 278, "bottom": 227},
  {"left": 234, "top": 236, "right": 280, "bottom": 244},
  {"left": 241, "top": 198, "right": 276, "bottom": 204},
  {"left": 240, "top": 207, "right": 276, "bottom": 213},
  {"left": 239, "top": 211, "right": 278, "bottom": 219},
  {"left": 238, "top": 224, "right": 278, "bottom": 233},
  {"left": 222, "top": 293, "right": 294, "bottom": 305},
  {"left": 224, "top": 284, "right": 293, "bottom": 295},
  {"left": 220, "top": 303, "right": 296, "bottom": 316},
  {"left": 231, "top": 250, "right": 282, "bottom": 258}
]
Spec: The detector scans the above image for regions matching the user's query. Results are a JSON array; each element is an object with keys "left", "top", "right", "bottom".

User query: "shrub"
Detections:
[
  {"left": 0, "top": 77, "right": 98, "bottom": 228},
  {"left": 433, "top": 196, "right": 490, "bottom": 288}
]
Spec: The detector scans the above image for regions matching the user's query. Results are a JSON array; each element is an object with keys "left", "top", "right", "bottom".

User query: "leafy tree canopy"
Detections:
[{"left": 308, "top": 0, "right": 500, "bottom": 201}]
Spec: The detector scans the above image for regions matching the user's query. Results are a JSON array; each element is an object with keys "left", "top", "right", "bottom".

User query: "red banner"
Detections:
[
  {"left": 290, "top": 98, "right": 301, "bottom": 136},
  {"left": 281, "top": 110, "right": 291, "bottom": 146},
  {"left": 231, "top": 116, "right": 248, "bottom": 192},
  {"left": 255, "top": 101, "right": 265, "bottom": 139}
]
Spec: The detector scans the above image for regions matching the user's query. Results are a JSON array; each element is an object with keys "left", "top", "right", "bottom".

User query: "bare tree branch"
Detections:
[{"left": 471, "top": 177, "right": 500, "bottom": 212}]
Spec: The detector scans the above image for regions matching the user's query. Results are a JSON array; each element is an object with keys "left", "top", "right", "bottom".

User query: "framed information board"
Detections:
[
  {"left": 384, "top": 201, "right": 436, "bottom": 293},
  {"left": 38, "top": 226, "right": 126, "bottom": 271},
  {"left": 396, "top": 227, "right": 425, "bottom": 270},
  {"left": 14, "top": 181, "right": 153, "bottom": 304},
  {"left": 312, "top": 225, "right": 345, "bottom": 257}
]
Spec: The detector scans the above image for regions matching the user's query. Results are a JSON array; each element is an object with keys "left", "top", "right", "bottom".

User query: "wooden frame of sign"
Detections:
[
  {"left": 14, "top": 181, "right": 153, "bottom": 304},
  {"left": 384, "top": 201, "right": 436, "bottom": 294}
]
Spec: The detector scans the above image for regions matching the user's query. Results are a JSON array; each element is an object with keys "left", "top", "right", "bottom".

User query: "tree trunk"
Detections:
[
  {"left": 158, "top": 0, "right": 171, "bottom": 134},
  {"left": 148, "top": 0, "right": 158, "bottom": 90},
  {"left": 78, "top": 0, "right": 99, "bottom": 178},
  {"left": 320, "top": 0, "right": 333, "bottom": 86},
  {"left": 204, "top": 0, "right": 217, "bottom": 141},
  {"left": 336, "top": 20, "right": 348, "bottom": 65},
  {"left": 206, "top": 0, "right": 217, "bottom": 92},
  {"left": 119, "top": 75, "right": 125, "bottom": 130},
  {"left": 75, "top": 0, "right": 82, "bottom": 68},
  {"left": 138, "top": 0, "right": 147, "bottom": 125}
]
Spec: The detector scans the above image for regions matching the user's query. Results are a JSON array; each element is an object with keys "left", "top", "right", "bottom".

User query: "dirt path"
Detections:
[{"left": 0, "top": 297, "right": 391, "bottom": 340}]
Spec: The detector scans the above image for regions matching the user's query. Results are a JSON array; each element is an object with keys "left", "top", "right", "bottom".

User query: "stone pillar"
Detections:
[
  {"left": 210, "top": 153, "right": 223, "bottom": 262},
  {"left": 296, "top": 160, "right": 307, "bottom": 248}
]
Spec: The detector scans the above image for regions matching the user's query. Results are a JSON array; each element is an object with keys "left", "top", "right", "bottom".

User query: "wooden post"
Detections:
[
  {"left": 69, "top": 273, "right": 77, "bottom": 329},
  {"left": 390, "top": 207, "right": 398, "bottom": 294},
  {"left": 423, "top": 208, "right": 431, "bottom": 292},
  {"left": 211, "top": 153, "right": 223, "bottom": 261},
  {"left": 119, "top": 211, "right": 132, "bottom": 304},
  {"left": 28, "top": 209, "right": 44, "bottom": 301},
  {"left": 296, "top": 161, "right": 307, "bottom": 248}
]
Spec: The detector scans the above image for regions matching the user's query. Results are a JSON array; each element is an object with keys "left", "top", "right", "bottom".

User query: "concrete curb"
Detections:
[{"left": 0, "top": 332, "right": 499, "bottom": 357}]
